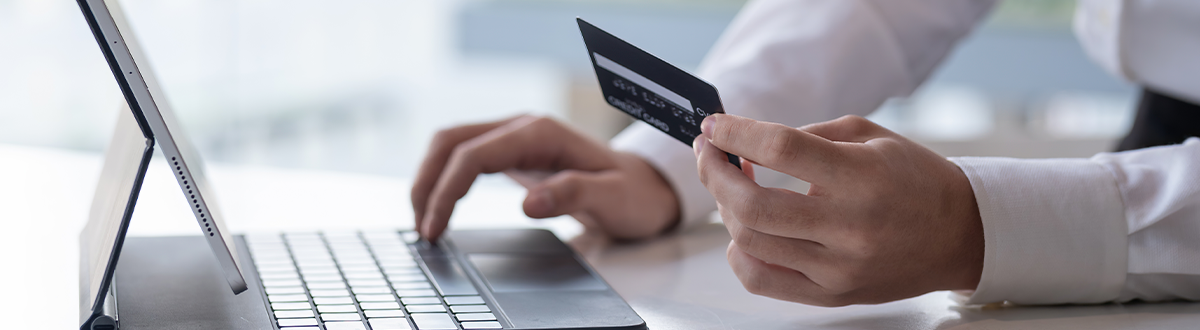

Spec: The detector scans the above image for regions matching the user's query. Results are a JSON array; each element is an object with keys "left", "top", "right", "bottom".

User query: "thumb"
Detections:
[{"left": 522, "top": 170, "right": 613, "bottom": 219}]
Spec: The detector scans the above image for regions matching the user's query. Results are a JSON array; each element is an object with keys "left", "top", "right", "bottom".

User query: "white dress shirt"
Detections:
[{"left": 611, "top": 0, "right": 1200, "bottom": 305}]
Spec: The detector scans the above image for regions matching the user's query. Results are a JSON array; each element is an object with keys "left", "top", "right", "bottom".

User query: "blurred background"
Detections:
[{"left": 0, "top": 0, "right": 1135, "bottom": 177}]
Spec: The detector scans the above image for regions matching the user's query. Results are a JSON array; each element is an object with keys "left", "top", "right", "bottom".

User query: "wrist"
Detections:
[{"left": 948, "top": 164, "right": 985, "bottom": 291}]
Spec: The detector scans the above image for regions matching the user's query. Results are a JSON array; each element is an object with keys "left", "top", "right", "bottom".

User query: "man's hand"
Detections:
[
  {"left": 412, "top": 115, "right": 679, "bottom": 241},
  {"left": 694, "top": 114, "right": 983, "bottom": 306}
]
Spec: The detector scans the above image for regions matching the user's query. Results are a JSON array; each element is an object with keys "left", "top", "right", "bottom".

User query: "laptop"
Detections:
[{"left": 75, "top": 1, "right": 646, "bottom": 329}]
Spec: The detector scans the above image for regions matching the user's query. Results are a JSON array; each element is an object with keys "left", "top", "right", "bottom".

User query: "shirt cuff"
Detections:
[
  {"left": 950, "top": 157, "right": 1128, "bottom": 305},
  {"left": 610, "top": 122, "right": 717, "bottom": 231}
]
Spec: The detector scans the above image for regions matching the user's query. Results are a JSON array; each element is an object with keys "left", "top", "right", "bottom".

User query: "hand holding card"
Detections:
[{"left": 578, "top": 18, "right": 741, "bottom": 168}]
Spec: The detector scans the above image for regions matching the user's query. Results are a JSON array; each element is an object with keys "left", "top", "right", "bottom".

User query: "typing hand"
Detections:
[
  {"left": 694, "top": 114, "right": 984, "bottom": 306},
  {"left": 412, "top": 115, "right": 679, "bottom": 242}
]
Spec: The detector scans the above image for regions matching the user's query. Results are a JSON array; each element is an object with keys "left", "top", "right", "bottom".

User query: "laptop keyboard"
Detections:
[{"left": 245, "top": 231, "right": 502, "bottom": 330}]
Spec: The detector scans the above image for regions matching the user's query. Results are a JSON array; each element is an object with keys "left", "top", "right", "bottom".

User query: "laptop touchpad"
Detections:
[{"left": 468, "top": 253, "right": 608, "bottom": 292}]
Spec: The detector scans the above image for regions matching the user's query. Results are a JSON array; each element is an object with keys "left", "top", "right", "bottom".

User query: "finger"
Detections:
[
  {"left": 701, "top": 114, "right": 845, "bottom": 185},
  {"left": 798, "top": 115, "right": 890, "bottom": 143},
  {"left": 522, "top": 170, "right": 616, "bottom": 219},
  {"left": 421, "top": 117, "right": 612, "bottom": 241},
  {"left": 727, "top": 242, "right": 837, "bottom": 306},
  {"left": 699, "top": 135, "right": 826, "bottom": 239},
  {"left": 740, "top": 158, "right": 756, "bottom": 181},
  {"left": 694, "top": 134, "right": 768, "bottom": 210},
  {"left": 412, "top": 115, "right": 524, "bottom": 232},
  {"left": 720, "top": 203, "right": 826, "bottom": 270}
]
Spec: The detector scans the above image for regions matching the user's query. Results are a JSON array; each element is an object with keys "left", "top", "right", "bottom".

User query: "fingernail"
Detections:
[
  {"left": 701, "top": 115, "right": 717, "bottom": 135},
  {"left": 693, "top": 137, "right": 707, "bottom": 157}
]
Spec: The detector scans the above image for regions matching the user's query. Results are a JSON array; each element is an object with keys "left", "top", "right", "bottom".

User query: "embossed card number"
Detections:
[{"left": 579, "top": 18, "right": 740, "bottom": 168}]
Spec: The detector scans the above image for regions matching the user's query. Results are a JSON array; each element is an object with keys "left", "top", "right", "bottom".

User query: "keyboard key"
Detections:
[
  {"left": 262, "top": 279, "right": 303, "bottom": 287},
  {"left": 274, "top": 310, "right": 315, "bottom": 318},
  {"left": 387, "top": 274, "right": 427, "bottom": 283},
  {"left": 276, "top": 318, "right": 318, "bottom": 327},
  {"left": 374, "top": 251, "right": 413, "bottom": 259},
  {"left": 356, "top": 294, "right": 397, "bottom": 302},
  {"left": 400, "top": 297, "right": 441, "bottom": 305},
  {"left": 271, "top": 302, "right": 312, "bottom": 310},
  {"left": 341, "top": 265, "right": 381, "bottom": 273},
  {"left": 317, "top": 304, "right": 357, "bottom": 313},
  {"left": 455, "top": 313, "right": 496, "bottom": 322},
  {"left": 335, "top": 257, "right": 375, "bottom": 264},
  {"left": 257, "top": 265, "right": 298, "bottom": 273},
  {"left": 368, "top": 318, "right": 413, "bottom": 330},
  {"left": 297, "top": 263, "right": 337, "bottom": 270},
  {"left": 323, "top": 321, "right": 367, "bottom": 330},
  {"left": 360, "top": 301, "right": 402, "bottom": 310},
  {"left": 300, "top": 268, "right": 340, "bottom": 275},
  {"left": 401, "top": 232, "right": 420, "bottom": 243},
  {"left": 309, "top": 289, "right": 350, "bottom": 297},
  {"left": 265, "top": 286, "right": 306, "bottom": 295},
  {"left": 444, "top": 296, "right": 484, "bottom": 305},
  {"left": 392, "top": 282, "right": 432, "bottom": 290},
  {"left": 306, "top": 282, "right": 347, "bottom": 290},
  {"left": 302, "top": 274, "right": 343, "bottom": 282},
  {"left": 345, "top": 272, "right": 385, "bottom": 280},
  {"left": 321, "top": 313, "right": 362, "bottom": 321},
  {"left": 411, "top": 313, "right": 457, "bottom": 330},
  {"left": 260, "top": 272, "right": 301, "bottom": 280},
  {"left": 365, "top": 310, "right": 407, "bottom": 318},
  {"left": 349, "top": 279, "right": 389, "bottom": 287},
  {"left": 394, "top": 289, "right": 435, "bottom": 297},
  {"left": 277, "top": 326, "right": 318, "bottom": 330},
  {"left": 314, "top": 297, "right": 354, "bottom": 305},
  {"left": 461, "top": 321, "right": 503, "bottom": 329},
  {"left": 255, "top": 260, "right": 295, "bottom": 268},
  {"left": 406, "top": 304, "right": 446, "bottom": 313},
  {"left": 337, "top": 259, "right": 378, "bottom": 267},
  {"left": 268, "top": 294, "right": 309, "bottom": 302},
  {"left": 384, "top": 268, "right": 424, "bottom": 276},
  {"left": 379, "top": 259, "right": 418, "bottom": 266},
  {"left": 352, "top": 286, "right": 392, "bottom": 294},
  {"left": 450, "top": 305, "right": 490, "bottom": 313},
  {"left": 369, "top": 245, "right": 400, "bottom": 254}
]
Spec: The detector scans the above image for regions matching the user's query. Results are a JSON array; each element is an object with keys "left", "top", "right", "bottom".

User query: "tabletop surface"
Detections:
[{"left": 2, "top": 143, "right": 1198, "bottom": 330}]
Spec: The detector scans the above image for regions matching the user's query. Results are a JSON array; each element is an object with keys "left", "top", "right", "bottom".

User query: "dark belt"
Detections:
[{"left": 1116, "top": 88, "right": 1200, "bottom": 151}]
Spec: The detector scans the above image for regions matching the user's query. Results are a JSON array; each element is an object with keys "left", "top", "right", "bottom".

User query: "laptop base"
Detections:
[{"left": 114, "top": 236, "right": 272, "bottom": 330}]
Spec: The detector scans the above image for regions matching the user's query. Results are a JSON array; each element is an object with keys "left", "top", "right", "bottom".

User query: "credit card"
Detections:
[{"left": 577, "top": 18, "right": 741, "bottom": 168}]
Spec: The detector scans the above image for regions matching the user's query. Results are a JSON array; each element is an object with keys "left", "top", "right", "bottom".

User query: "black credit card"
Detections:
[{"left": 578, "top": 18, "right": 741, "bottom": 168}]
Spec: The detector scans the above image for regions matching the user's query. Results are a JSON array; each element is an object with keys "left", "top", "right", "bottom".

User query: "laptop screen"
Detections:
[{"left": 78, "top": 0, "right": 248, "bottom": 294}]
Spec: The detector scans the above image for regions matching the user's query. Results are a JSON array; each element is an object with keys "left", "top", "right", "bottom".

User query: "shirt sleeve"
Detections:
[
  {"left": 612, "top": 0, "right": 997, "bottom": 229},
  {"left": 953, "top": 138, "right": 1200, "bottom": 305}
]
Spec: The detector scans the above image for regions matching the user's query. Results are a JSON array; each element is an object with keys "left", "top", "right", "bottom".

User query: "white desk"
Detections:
[{"left": 2, "top": 143, "right": 1198, "bottom": 329}]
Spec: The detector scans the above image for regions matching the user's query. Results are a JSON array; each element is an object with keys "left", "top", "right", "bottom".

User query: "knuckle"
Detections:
[
  {"left": 837, "top": 115, "right": 874, "bottom": 134},
  {"left": 731, "top": 224, "right": 758, "bottom": 251},
  {"left": 448, "top": 142, "right": 481, "bottom": 165},
  {"left": 763, "top": 127, "right": 802, "bottom": 165},
  {"left": 528, "top": 115, "right": 560, "bottom": 131},
  {"left": 736, "top": 263, "right": 770, "bottom": 296},
  {"left": 430, "top": 128, "right": 459, "bottom": 149},
  {"left": 550, "top": 171, "right": 585, "bottom": 195},
  {"left": 730, "top": 191, "right": 769, "bottom": 229},
  {"left": 696, "top": 162, "right": 709, "bottom": 185},
  {"left": 839, "top": 230, "right": 877, "bottom": 258}
]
